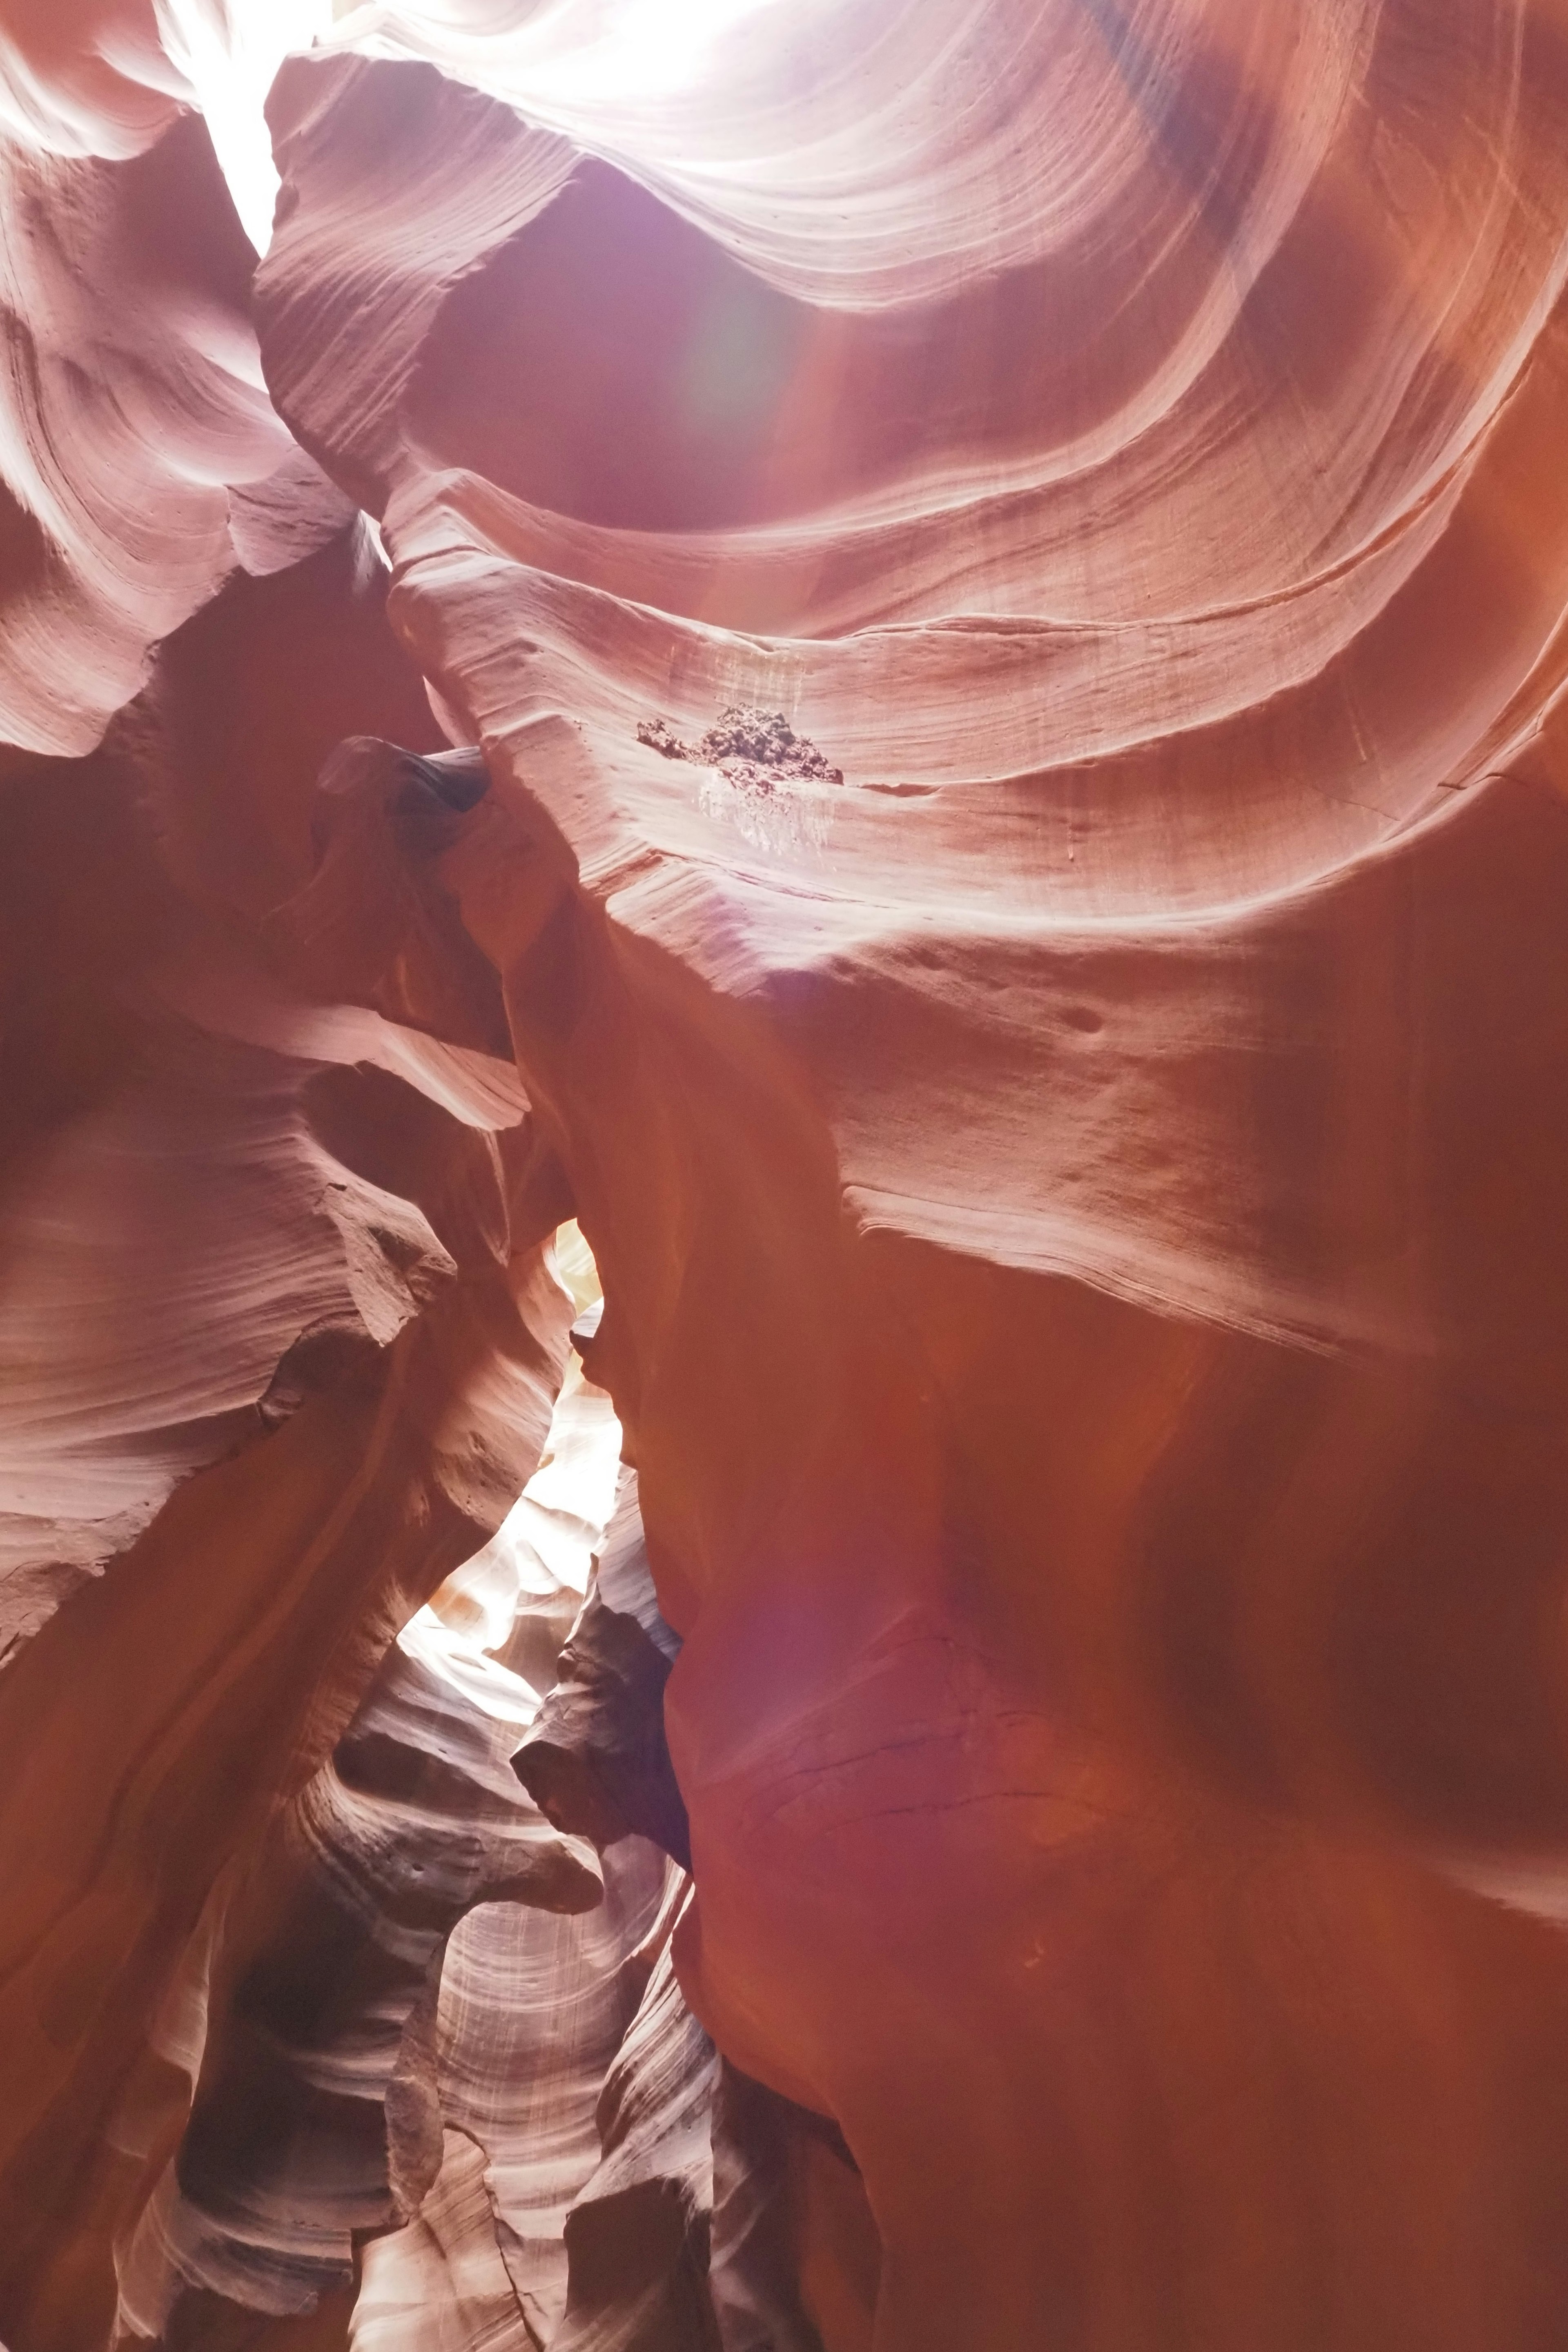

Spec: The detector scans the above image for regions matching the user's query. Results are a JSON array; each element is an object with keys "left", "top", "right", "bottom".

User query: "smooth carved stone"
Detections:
[
  {"left": 511, "top": 1481, "right": 693, "bottom": 1879},
  {"left": 11, "top": 1, "right": 1568, "bottom": 2348},
  {"left": 252, "top": 18, "right": 1568, "bottom": 2345},
  {"left": 120, "top": 1641, "right": 600, "bottom": 2328},
  {"left": 511, "top": 1475, "right": 690, "bottom": 1872},
  {"left": 555, "top": 1942, "right": 722, "bottom": 2352},
  {"left": 556, "top": 1927, "right": 858, "bottom": 2352},
  {"left": 265, "top": 733, "right": 511, "bottom": 1060},
  {"left": 513, "top": 1596, "right": 690, "bottom": 1872},
  {"left": 353, "top": 1837, "right": 676, "bottom": 2349},
  {"left": 708, "top": 2064, "right": 856, "bottom": 2352}
]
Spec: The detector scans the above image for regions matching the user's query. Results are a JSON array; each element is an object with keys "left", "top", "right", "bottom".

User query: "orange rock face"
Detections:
[{"left": 6, "top": 1, "right": 1568, "bottom": 2346}]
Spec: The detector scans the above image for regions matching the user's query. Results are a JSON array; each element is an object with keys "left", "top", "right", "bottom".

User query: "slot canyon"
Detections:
[{"left": 4, "top": 0, "right": 1568, "bottom": 2345}]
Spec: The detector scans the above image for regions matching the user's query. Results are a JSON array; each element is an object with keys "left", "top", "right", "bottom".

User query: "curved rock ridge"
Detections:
[
  {"left": 247, "top": 11, "right": 1568, "bottom": 2351},
  {"left": 5, "top": 2, "right": 1568, "bottom": 2349},
  {"left": 110, "top": 1638, "right": 601, "bottom": 2334},
  {"left": 0, "top": 0, "right": 194, "bottom": 161},
  {"left": 0, "top": 262, "right": 579, "bottom": 2338},
  {"left": 0, "top": 109, "right": 320, "bottom": 757},
  {"left": 0, "top": 516, "right": 477, "bottom": 1666},
  {"left": 342, "top": 1417, "right": 850, "bottom": 2352},
  {"left": 0, "top": 0, "right": 356, "bottom": 760},
  {"left": 513, "top": 1472, "right": 693, "bottom": 1871}
]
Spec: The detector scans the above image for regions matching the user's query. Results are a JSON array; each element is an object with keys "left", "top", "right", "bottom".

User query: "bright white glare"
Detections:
[
  {"left": 535, "top": 0, "right": 787, "bottom": 102},
  {"left": 157, "top": 0, "right": 332, "bottom": 253},
  {"left": 323, "top": 0, "right": 793, "bottom": 119},
  {"left": 399, "top": 1223, "right": 624, "bottom": 1727},
  {"left": 167, "top": 0, "right": 789, "bottom": 249}
]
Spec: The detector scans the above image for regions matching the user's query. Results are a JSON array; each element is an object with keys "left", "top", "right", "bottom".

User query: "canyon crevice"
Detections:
[{"left": 4, "top": 2, "right": 1568, "bottom": 2347}]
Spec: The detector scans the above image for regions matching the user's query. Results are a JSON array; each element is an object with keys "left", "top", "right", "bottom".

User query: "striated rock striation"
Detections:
[{"left": 7, "top": 2, "right": 1568, "bottom": 2348}]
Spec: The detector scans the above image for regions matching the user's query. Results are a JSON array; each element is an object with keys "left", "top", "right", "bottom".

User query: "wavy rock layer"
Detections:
[
  {"left": 0, "top": 56, "right": 574, "bottom": 2341},
  {"left": 6, "top": 1, "right": 1568, "bottom": 2348},
  {"left": 253, "top": 9, "right": 1568, "bottom": 2350}
]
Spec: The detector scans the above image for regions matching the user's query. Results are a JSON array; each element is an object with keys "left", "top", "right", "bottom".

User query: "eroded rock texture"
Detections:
[{"left": 6, "top": 0, "right": 1568, "bottom": 2347}]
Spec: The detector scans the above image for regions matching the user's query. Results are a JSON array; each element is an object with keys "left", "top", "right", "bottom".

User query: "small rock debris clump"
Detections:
[{"left": 637, "top": 705, "right": 844, "bottom": 794}]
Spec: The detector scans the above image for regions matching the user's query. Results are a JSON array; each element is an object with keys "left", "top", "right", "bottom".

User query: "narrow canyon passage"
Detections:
[{"left": 6, "top": 2, "right": 1568, "bottom": 2348}]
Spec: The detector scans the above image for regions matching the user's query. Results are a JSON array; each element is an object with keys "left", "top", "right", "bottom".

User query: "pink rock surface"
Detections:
[{"left": 8, "top": 2, "right": 1568, "bottom": 2346}]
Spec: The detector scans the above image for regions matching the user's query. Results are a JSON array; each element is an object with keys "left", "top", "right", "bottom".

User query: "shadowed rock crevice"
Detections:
[{"left": 512, "top": 1478, "right": 690, "bottom": 1873}]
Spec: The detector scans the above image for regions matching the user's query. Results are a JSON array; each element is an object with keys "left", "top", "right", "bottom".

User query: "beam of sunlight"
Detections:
[
  {"left": 166, "top": 0, "right": 799, "bottom": 249},
  {"left": 400, "top": 1223, "right": 623, "bottom": 1726},
  {"left": 156, "top": 0, "right": 332, "bottom": 253}
]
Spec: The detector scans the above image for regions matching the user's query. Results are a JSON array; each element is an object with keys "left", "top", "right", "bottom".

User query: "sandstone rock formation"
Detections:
[{"left": 6, "top": 0, "right": 1568, "bottom": 2346}]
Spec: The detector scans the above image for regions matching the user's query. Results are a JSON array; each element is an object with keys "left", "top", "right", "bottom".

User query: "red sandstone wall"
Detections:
[{"left": 6, "top": 3, "right": 1568, "bottom": 2347}]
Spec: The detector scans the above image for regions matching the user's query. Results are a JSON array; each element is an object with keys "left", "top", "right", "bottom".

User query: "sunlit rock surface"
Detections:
[{"left": 5, "top": 1, "right": 1568, "bottom": 2346}]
